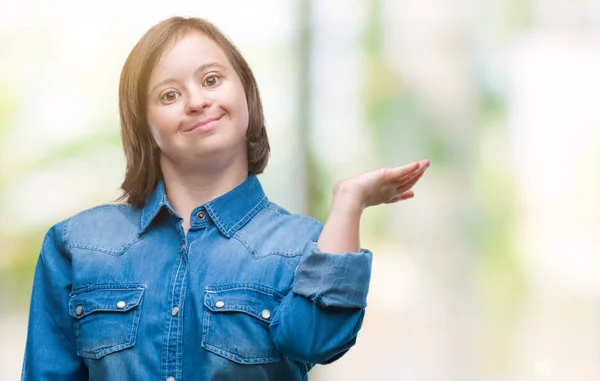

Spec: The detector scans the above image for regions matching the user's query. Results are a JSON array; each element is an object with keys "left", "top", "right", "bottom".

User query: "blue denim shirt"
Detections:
[{"left": 21, "top": 174, "right": 373, "bottom": 381}]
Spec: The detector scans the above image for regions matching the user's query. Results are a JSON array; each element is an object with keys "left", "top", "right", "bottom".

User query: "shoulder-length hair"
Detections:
[{"left": 118, "top": 17, "right": 270, "bottom": 208}]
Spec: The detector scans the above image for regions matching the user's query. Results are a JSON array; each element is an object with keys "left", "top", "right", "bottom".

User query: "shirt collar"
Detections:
[{"left": 139, "top": 174, "right": 268, "bottom": 238}]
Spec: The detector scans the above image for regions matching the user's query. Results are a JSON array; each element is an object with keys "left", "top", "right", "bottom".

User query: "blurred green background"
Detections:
[{"left": 1, "top": 0, "right": 599, "bottom": 380}]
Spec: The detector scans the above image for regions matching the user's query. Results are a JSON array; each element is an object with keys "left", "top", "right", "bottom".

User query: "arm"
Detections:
[
  {"left": 270, "top": 159, "right": 430, "bottom": 364},
  {"left": 269, "top": 240, "right": 372, "bottom": 365},
  {"left": 21, "top": 222, "right": 88, "bottom": 381},
  {"left": 317, "top": 159, "right": 430, "bottom": 254}
]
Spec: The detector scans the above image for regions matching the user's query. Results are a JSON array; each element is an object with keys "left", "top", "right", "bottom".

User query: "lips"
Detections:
[{"left": 185, "top": 116, "right": 222, "bottom": 133}]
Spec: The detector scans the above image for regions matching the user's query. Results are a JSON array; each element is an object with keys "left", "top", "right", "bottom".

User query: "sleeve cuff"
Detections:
[{"left": 291, "top": 241, "right": 373, "bottom": 308}]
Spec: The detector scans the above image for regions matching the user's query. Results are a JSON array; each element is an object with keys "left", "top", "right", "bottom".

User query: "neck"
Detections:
[{"left": 160, "top": 154, "right": 249, "bottom": 232}]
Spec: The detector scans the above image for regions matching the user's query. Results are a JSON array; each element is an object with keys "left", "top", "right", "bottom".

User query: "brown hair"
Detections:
[{"left": 118, "top": 17, "right": 270, "bottom": 208}]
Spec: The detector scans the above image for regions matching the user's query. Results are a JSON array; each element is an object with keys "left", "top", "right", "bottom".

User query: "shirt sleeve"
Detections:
[
  {"left": 269, "top": 240, "right": 373, "bottom": 365},
  {"left": 21, "top": 222, "right": 89, "bottom": 381}
]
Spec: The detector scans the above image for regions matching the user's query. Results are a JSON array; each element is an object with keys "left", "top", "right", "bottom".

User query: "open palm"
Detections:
[{"left": 334, "top": 159, "right": 430, "bottom": 209}]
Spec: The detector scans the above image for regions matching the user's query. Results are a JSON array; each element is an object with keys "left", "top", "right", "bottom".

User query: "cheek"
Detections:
[
  {"left": 220, "top": 81, "right": 250, "bottom": 131},
  {"left": 146, "top": 116, "right": 162, "bottom": 146},
  {"left": 147, "top": 108, "right": 179, "bottom": 145},
  {"left": 239, "top": 101, "right": 250, "bottom": 131},
  {"left": 234, "top": 92, "right": 250, "bottom": 131},
  {"left": 148, "top": 124, "right": 162, "bottom": 147}
]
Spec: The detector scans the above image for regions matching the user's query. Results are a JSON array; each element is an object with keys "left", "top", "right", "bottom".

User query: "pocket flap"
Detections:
[
  {"left": 69, "top": 285, "right": 145, "bottom": 319},
  {"left": 204, "top": 285, "right": 282, "bottom": 323}
]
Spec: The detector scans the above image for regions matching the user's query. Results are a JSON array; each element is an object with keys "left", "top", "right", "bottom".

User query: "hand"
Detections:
[{"left": 333, "top": 159, "right": 430, "bottom": 211}]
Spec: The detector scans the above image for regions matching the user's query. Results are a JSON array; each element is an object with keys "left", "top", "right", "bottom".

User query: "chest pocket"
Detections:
[
  {"left": 68, "top": 284, "right": 145, "bottom": 359},
  {"left": 202, "top": 285, "right": 283, "bottom": 364}
]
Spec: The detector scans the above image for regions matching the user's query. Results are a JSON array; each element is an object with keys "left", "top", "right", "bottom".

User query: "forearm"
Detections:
[
  {"left": 270, "top": 292, "right": 365, "bottom": 364},
  {"left": 275, "top": 237, "right": 373, "bottom": 364},
  {"left": 281, "top": 193, "right": 373, "bottom": 363},
  {"left": 316, "top": 191, "right": 364, "bottom": 254}
]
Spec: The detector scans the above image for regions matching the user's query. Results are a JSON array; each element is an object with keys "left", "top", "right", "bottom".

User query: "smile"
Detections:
[{"left": 186, "top": 116, "right": 222, "bottom": 133}]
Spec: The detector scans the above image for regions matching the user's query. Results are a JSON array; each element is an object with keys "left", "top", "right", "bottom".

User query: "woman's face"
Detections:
[{"left": 146, "top": 30, "right": 249, "bottom": 172}]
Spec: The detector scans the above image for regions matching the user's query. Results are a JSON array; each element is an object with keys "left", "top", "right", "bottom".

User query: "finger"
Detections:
[
  {"left": 397, "top": 167, "right": 426, "bottom": 184},
  {"left": 417, "top": 158, "right": 430, "bottom": 168},
  {"left": 384, "top": 161, "right": 421, "bottom": 181},
  {"left": 396, "top": 171, "right": 426, "bottom": 194},
  {"left": 396, "top": 162, "right": 429, "bottom": 185},
  {"left": 385, "top": 190, "right": 415, "bottom": 204},
  {"left": 399, "top": 159, "right": 429, "bottom": 178},
  {"left": 406, "top": 165, "right": 428, "bottom": 184}
]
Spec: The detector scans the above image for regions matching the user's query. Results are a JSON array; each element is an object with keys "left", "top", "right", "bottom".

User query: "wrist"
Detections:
[{"left": 331, "top": 185, "right": 365, "bottom": 215}]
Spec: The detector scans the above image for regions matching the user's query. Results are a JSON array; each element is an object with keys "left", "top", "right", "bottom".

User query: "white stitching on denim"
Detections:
[
  {"left": 175, "top": 259, "right": 188, "bottom": 378},
  {"left": 165, "top": 254, "right": 183, "bottom": 377},
  {"left": 74, "top": 297, "right": 142, "bottom": 358},
  {"left": 204, "top": 203, "right": 226, "bottom": 234},
  {"left": 66, "top": 224, "right": 157, "bottom": 256},
  {"left": 185, "top": 228, "right": 206, "bottom": 252},
  {"left": 230, "top": 232, "right": 255, "bottom": 255},
  {"left": 227, "top": 196, "right": 267, "bottom": 234},
  {"left": 205, "top": 195, "right": 267, "bottom": 236},
  {"left": 140, "top": 195, "right": 166, "bottom": 233},
  {"left": 70, "top": 284, "right": 145, "bottom": 296},
  {"left": 127, "top": 307, "right": 137, "bottom": 346},
  {"left": 232, "top": 231, "right": 304, "bottom": 258}
]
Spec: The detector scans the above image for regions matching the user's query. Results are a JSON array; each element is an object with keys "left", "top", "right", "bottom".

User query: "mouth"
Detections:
[{"left": 186, "top": 115, "right": 223, "bottom": 133}]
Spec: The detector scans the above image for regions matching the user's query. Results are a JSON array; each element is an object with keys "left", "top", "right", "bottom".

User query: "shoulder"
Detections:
[
  {"left": 263, "top": 201, "right": 323, "bottom": 235},
  {"left": 234, "top": 201, "right": 324, "bottom": 257},
  {"left": 50, "top": 203, "right": 142, "bottom": 255}
]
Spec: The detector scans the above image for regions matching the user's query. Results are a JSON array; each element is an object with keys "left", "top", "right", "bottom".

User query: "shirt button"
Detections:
[
  {"left": 166, "top": 377, "right": 175, "bottom": 381},
  {"left": 215, "top": 301, "right": 225, "bottom": 308},
  {"left": 75, "top": 305, "right": 83, "bottom": 316},
  {"left": 196, "top": 211, "right": 205, "bottom": 220},
  {"left": 116, "top": 301, "right": 126, "bottom": 309},
  {"left": 171, "top": 306, "right": 179, "bottom": 316},
  {"left": 261, "top": 309, "right": 271, "bottom": 319}
]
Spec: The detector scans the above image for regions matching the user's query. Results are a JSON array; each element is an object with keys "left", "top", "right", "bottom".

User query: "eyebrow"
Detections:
[{"left": 149, "top": 62, "right": 227, "bottom": 94}]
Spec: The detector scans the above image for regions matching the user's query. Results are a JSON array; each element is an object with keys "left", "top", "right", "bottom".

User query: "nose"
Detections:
[{"left": 184, "top": 86, "right": 211, "bottom": 114}]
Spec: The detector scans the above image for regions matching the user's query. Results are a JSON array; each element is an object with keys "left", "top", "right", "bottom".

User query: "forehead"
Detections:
[{"left": 151, "top": 31, "right": 230, "bottom": 79}]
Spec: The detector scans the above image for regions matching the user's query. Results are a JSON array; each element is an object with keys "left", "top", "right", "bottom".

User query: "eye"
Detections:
[
  {"left": 203, "top": 74, "right": 221, "bottom": 88},
  {"left": 160, "top": 90, "right": 180, "bottom": 103}
]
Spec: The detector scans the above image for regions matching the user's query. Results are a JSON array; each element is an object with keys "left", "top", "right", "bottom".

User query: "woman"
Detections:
[{"left": 21, "top": 16, "right": 429, "bottom": 381}]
